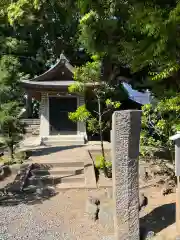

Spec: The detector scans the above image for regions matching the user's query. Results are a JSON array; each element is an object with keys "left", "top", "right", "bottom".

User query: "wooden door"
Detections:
[{"left": 49, "top": 97, "right": 77, "bottom": 135}]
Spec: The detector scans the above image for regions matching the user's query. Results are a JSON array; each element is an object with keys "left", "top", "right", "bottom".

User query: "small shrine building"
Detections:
[{"left": 21, "top": 54, "right": 87, "bottom": 145}]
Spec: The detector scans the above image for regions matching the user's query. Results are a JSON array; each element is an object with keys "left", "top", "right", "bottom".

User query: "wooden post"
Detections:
[{"left": 170, "top": 133, "right": 180, "bottom": 239}]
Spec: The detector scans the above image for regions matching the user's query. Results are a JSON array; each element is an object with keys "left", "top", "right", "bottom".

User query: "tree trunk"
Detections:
[
  {"left": 9, "top": 143, "right": 14, "bottom": 162},
  {"left": 98, "top": 97, "right": 108, "bottom": 177},
  {"left": 8, "top": 128, "right": 14, "bottom": 162}
]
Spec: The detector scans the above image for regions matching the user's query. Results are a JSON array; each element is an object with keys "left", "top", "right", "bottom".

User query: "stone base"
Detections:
[
  {"left": 98, "top": 199, "right": 114, "bottom": 229},
  {"left": 85, "top": 199, "right": 99, "bottom": 221}
]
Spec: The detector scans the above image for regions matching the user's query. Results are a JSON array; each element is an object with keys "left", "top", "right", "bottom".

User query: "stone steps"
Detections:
[
  {"left": 41, "top": 135, "right": 85, "bottom": 145},
  {"left": 31, "top": 166, "right": 84, "bottom": 176},
  {"left": 28, "top": 173, "right": 85, "bottom": 185},
  {"left": 24, "top": 182, "right": 86, "bottom": 192},
  {"left": 32, "top": 161, "right": 84, "bottom": 168},
  {"left": 22, "top": 119, "right": 40, "bottom": 137},
  {"left": 25, "top": 125, "right": 40, "bottom": 130},
  {"left": 24, "top": 160, "right": 86, "bottom": 189},
  {"left": 25, "top": 127, "right": 39, "bottom": 135}
]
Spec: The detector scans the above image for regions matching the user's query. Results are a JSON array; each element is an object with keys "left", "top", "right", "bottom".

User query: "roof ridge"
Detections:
[{"left": 60, "top": 53, "right": 69, "bottom": 63}]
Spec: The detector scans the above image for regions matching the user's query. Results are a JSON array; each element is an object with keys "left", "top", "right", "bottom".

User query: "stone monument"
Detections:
[{"left": 111, "top": 110, "right": 141, "bottom": 240}]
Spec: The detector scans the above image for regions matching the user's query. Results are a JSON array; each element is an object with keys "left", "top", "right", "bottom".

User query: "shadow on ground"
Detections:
[
  {"left": 0, "top": 185, "right": 58, "bottom": 207},
  {"left": 140, "top": 203, "right": 175, "bottom": 235},
  {"left": 30, "top": 145, "right": 83, "bottom": 157},
  {"left": 0, "top": 165, "right": 58, "bottom": 207}
]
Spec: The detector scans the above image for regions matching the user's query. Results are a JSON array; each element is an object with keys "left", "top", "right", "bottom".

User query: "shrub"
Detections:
[
  {"left": 95, "top": 155, "right": 112, "bottom": 178},
  {"left": 140, "top": 97, "right": 180, "bottom": 161},
  {"left": 0, "top": 101, "right": 25, "bottom": 161}
]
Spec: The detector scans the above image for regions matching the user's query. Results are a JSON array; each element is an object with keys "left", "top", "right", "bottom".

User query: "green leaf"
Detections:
[{"left": 68, "top": 105, "right": 91, "bottom": 122}]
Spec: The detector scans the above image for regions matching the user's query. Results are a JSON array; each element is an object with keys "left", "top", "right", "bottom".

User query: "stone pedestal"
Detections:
[{"left": 111, "top": 110, "right": 141, "bottom": 240}]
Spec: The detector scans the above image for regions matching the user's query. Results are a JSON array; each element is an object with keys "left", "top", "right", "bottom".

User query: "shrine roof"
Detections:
[
  {"left": 21, "top": 80, "right": 100, "bottom": 90},
  {"left": 21, "top": 80, "right": 75, "bottom": 89},
  {"left": 20, "top": 54, "right": 100, "bottom": 90},
  {"left": 21, "top": 54, "right": 74, "bottom": 88}
]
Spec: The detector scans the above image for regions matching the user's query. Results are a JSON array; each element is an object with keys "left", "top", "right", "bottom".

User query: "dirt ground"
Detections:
[
  {"left": 61, "top": 186, "right": 177, "bottom": 240},
  {"left": 88, "top": 185, "right": 177, "bottom": 240},
  {"left": 140, "top": 186, "right": 176, "bottom": 240},
  {"left": 0, "top": 181, "right": 177, "bottom": 239}
]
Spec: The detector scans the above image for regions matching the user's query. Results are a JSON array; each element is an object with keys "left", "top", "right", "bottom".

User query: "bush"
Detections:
[
  {"left": 0, "top": 155, "right": 15, "bottom": 165},
  {"left": 140, "top": 97, "right": 180, "bottom": 161},
  {"left": 14, "top": 151, "right": 27, "bottom": 162},
  {"left": 95, "top": 155, "right": 112, "bottom": 178},
  {"left": 0, "top": 151, "right": 27, "bottom": 165}
]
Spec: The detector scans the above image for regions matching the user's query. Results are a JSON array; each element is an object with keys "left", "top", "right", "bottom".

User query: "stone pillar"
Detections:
[
  {"left": 26, "top": 93, "right": 32, "bottom": 118},
  {"left": 169, "top": 132, "right": 180, "bottom": 238},
  {"left": 112, "top": 110, "right": 141, "bottom": 240},
  {"left": 40, "top": 92, "right": 49, "bottom": 137}
]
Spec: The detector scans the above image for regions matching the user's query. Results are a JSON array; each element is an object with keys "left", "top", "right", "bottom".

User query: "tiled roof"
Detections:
[{"left": 122, "top": 82, "right": 151, "bottom": 105}]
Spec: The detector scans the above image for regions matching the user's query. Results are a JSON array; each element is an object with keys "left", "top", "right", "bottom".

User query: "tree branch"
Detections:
[
  {"left": 101, "top": 108, "right": 112, "bottom": 117},
  {"left": 102, "top": 124, "right": 110, "bottom": 133},
  {"left": 93, "top": 110, "right": 99, "bottom": 115}
]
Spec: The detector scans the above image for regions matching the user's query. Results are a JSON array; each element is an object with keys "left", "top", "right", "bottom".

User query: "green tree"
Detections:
[
  {"left": 68, "top": 56, "right": 120, "bottom": 176},
  {"left": 76, "top": 1, "right": 179, "bottom": 79},
  {"left": 0, "top": 102, "right": 25, "bottom": 161},
  {"left": 2, "top": 0, "right": 89, "bottom": 70},
  {"left": 5, "top": 0, "right": 180, "bottom": 83},
  {"left": 0, "top": 54, "right": 25, "bottom": 161},
  {"left": 76, "top": 1, "right": 180, "bottom": 163},
  {"left": 0, "top": 14, "right": 27, "bottom": 161},
  {"left": 141, "top": 93, "right": 180, "bottom": 160}
]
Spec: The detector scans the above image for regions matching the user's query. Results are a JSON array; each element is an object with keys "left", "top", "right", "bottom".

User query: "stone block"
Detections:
[
  {"left": 98, "top": 200, "right": 114, "bottom": 229},
  {"left": 85, "top": 199, "right": 99, "bottom": 221},
  {"left": 140, "top": 228, "right": 155, "bottom": 240}
]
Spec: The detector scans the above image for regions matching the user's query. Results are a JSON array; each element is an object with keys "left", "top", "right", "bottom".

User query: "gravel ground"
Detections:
[
  {"left": 0, "top": 203, "right": 73, "bottom": 240},
  {"left": 0, "top": 189, "right": 113, "bottom": 240}
]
